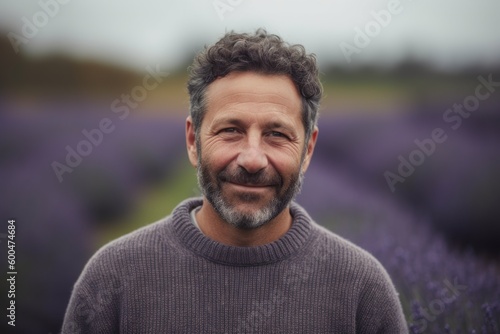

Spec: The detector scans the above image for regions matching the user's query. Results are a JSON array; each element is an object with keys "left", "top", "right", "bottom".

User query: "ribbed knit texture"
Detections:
[{"left": 62, "top": 198, "right": 408, "bottom": 333}]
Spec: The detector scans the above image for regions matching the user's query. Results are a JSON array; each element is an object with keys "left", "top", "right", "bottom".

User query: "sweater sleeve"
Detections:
[
  {"left": 356, "top": 260, "right": 408, "bottom": 334},
  {"left": 61, "top": 248, "right": 124, "bottom": 334}
]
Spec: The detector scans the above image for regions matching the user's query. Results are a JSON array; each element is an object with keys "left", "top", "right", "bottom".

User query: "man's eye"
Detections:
[
  {"left": 221, "top": 128, "right": 237, "bottom": 133},
  {"left": 270, "top": 131, "right": 286, "bottom": 138}
]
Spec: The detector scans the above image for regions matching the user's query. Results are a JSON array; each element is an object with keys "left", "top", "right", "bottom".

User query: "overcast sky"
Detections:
[{"left": 2, "top": 0, "right": 500, "bottom": 71}]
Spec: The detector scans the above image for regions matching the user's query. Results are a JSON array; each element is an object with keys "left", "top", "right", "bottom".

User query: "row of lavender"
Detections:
[
  {"left": 0, "top": 100, "right": 186, "bottom": 333},
  {"left": 311, "top": 100, "right": 500, "bottom": 252}
]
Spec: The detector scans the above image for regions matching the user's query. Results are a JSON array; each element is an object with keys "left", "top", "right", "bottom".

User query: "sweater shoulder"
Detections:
[
  {"left": 77, "top": 216, "right": 174, "bottom": 280},
  {"left": 99, "top": 216, "right": 171, "bottom": 254},
  {"left": 308, "top": 222, "right": 405, "bottom": 323},
  {"left": 308, "top": 222, "right": 392, "bottom": 281}
]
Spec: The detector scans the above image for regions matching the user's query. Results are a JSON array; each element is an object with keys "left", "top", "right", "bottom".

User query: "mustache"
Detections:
[{"left": 218, "top": 167, "right": 282, "bottom": 187}]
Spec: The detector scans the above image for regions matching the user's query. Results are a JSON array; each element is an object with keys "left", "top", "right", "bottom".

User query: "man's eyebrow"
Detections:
[
  {"left": 265, "top": 121, "right": 293, "bottom": 130},
  {"left": 212, "top": 118, "right": 296, "bottom": 131},
  {"left": 262, "top": 120, "right": 300, "bottom": 135},
  {"left": 211, "top": 117, "right": 245, "bottom": 127}
]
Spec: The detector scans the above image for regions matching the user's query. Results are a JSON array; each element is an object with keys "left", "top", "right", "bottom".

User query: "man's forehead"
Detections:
[
  {"left": 207, "top": 93, "right": 300, "bottom": 112},
  {"left": 205, "top": 72, "right": 302, "bottom": 112}
]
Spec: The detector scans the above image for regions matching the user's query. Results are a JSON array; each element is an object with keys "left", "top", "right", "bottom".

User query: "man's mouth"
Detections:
[
  {"left": 227, "top": 181, "right": 274, "bottom": 188},
  {"left": 218, "top": 168, "right": 281, "bottom": 189}
]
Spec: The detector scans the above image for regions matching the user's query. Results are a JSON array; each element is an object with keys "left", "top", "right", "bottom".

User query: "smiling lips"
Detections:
[
  {"left": 218, "top": 167, "right": 281, "bottom": 189},
  {"left": 227, "top": 181, "right": 274, "bottom": 189}
]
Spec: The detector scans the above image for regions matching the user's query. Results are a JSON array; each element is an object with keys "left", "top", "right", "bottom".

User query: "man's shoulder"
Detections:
[
  {"left": 309, "top": 222, "right": 390, "bottom": 279},
  {"left": 82, "top": 215, "right": 173, "bottom": 272},
  {"left": 92, "top": 197, "right": 201, "bottom": 256},
  {"left": 290, "top": 202, "right": 385, "bottom": 272}
]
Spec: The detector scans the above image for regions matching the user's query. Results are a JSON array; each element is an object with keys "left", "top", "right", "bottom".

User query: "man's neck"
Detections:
[{"left": 195, "top": 198, "right": 292, "bottom": 247}]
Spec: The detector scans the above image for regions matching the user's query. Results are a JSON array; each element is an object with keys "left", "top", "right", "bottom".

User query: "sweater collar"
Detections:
[{"left": 171, "top": 197, "right": 313, "bottom": 266}]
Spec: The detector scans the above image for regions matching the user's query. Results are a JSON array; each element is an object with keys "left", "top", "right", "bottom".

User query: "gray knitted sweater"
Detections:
[{"left": 62, "top": 198, "right": 408, "bottom": 333}]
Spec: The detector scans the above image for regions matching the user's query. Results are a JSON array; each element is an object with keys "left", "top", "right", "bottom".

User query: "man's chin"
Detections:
[
  {"left": 215, "top": 200, "right": 275, "bottom": 229},
  {"left": 225, "top": 195, "right": 276, "bottom": 213},
  {"left": 225, "top": 211, "right": 271, "bottom": 230}
]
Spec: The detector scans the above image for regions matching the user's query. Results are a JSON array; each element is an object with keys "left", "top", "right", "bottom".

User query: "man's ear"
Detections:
[
  {"left": 186, "top": 116, "right": 198, "bottom": 167},
  {"left": 301, "top": 126, "right": 318, "bottom": 173}
]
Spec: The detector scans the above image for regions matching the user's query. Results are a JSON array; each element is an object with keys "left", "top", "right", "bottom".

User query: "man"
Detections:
[{"left": 62, "top": 29, "right": 408, "bottom": 333}]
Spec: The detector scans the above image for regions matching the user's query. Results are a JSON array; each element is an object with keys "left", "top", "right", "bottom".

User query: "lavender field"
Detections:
[
  {"left": 1, "top": 98, "right": 499, "bottom": 333},
  {"left": 0, "top": 100, "right": 186, "bottom": 333},
  {"left": 299, "top": 100, "right": 500, "bottom": 333}
]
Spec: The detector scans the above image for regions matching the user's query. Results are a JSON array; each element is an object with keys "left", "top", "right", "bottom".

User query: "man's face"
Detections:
[{"left": 186, "top": 71, "right": 317, "bottom": 229}]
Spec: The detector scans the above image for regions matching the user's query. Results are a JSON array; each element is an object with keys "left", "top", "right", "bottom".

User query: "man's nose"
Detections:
[{"left": 236, "top": 138, "right": 268, "bottom": 174}]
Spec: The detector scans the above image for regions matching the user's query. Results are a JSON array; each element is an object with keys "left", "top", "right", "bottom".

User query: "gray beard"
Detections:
[{"left": 197, "top": 161, "right": 304, "bottom": 230}]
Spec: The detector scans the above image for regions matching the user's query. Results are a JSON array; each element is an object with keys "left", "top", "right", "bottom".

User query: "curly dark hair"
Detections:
[{"left": 187, "top": 28, "right": 322, "bottom": 143}]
